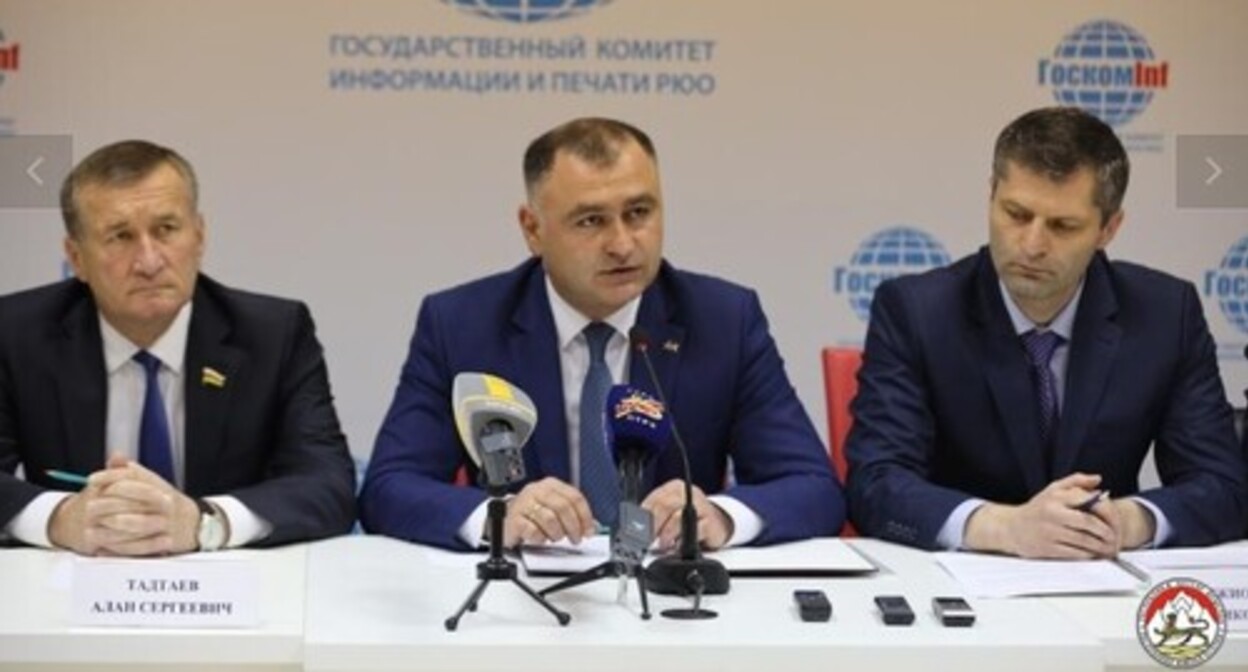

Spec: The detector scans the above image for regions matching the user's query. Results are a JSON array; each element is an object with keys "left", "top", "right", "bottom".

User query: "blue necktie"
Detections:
[
  {"left": 133, "top": 350, "right": 176, "bottom": 485},
  {"left": 579, "top": 322, "right": 620, "bottom": 528},
  {"left": 1021, "top": 330, "right": 1064, "bottom": 455}
]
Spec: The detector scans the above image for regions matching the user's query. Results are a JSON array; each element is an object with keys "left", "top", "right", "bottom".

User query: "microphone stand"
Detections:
[
  {"left": 445, "top": 487, "right": 572, "bottom": 631},
  {"left": 630, "top": 327, "right": 729, "bottom": 620},
  {"left": 540, "top": 476, "right": 654, "bottom": 620}
]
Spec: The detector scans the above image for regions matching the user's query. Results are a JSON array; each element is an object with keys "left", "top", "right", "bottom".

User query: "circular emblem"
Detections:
[
  {"left": 1137, "top": 577, "right": 1227, "bottom": 668},
  {"left": 1212, "top": 235, "right": 1248, "bottom": 336},
  {"left": 445, "top": 0, "right": 612, "bottom": 23},
  {"left": 842, "top": 227, "right": 950, "bottom": 322},
  {"left": 1047, "top": 20, "right": 1160, "bottom": 128}
]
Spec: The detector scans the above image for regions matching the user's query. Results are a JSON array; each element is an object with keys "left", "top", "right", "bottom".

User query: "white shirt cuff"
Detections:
[
  {"left": 1130, "top": 496, "right": 1172, "bottom": 548},
  {"left": 205, "top": 496, "right": 272, "bottom": 549},
  {"left": 4, "top": 491, "right": 71, "bottom": 548},
  {"left": 458, "top": 498, "right": 493, "bottom": 549},
  {"left": 707, "top": 494, "right": 762, "bottom": 547},
  {"left": 937, "top": 498, "right": 986, "bottom": 550}
]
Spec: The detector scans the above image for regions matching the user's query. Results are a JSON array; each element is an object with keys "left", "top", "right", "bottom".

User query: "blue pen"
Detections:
[
  {"left": 45, "top": 469, "right": 90, "bottom": 486},
  {"left": 1075, "top": 490, "right": 1108, "bottom": 512}
]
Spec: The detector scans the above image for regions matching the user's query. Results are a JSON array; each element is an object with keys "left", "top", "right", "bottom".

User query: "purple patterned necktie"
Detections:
[{"left": 1021, "top": 329, "right": 1064, "bottom": 452}]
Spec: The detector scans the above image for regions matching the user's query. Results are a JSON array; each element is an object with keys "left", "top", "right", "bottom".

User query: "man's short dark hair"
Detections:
[
  {"left": 60, "top": 140, "right": 199, "bottom": 237},
  {"left": 523, "top": 117, "right": 656, "bottom": 195},
  {"left": 991, "top": 107, "right": 1129, "bottom": 224}
]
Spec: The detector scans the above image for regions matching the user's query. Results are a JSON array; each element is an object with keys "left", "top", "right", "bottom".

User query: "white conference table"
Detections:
[
  {"left": 0, "top": 544, "right": 306, "bottom": 672},
  {"left": 302, "top": 536, "right": 1103, "bottom": 672},
  {"left": 4, "top": 536, "right": 1247, "bottom": 671},
  {"left": 1046, "top": 592, "right": 1248, "bottom": 672}
]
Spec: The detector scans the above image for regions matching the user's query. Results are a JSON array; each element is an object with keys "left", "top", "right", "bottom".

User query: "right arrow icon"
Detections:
[{"left": 1204, "top": 156, "right": 1222, "bottom": 186}]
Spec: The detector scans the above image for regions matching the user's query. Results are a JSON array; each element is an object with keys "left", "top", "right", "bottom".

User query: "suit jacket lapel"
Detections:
[
  {"left": 1053, "top": 255, "right": 1121, "bottom": 477},
  {"left": 971, "top": 252, "right": 1048, "bottom": 493},
  {"left": 54, "top": 291, "right": 107, "bottom": 475},
  {"left": 629, "top": 272, "right": 684, "bottom": 490},
  {"left": 509, "top": 264, "right": 570, "bottom": 482},
  {"left": 182, "top": 281, "right": 245, "bottom": 496}
]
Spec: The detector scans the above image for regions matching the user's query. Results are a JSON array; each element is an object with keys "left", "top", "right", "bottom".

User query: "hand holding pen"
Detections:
[
  {"left": 44, "top": 455, "right": 200, "bottom": 557},
  {"left": 1073, "top": 489, "right": 1108, "bottom": 513}
]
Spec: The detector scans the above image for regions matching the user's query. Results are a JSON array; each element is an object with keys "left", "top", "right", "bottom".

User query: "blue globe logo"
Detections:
[
  {"left": 1040, "top": 20, "right": 1168, "bottom": 128},
  {"left": 444, "top": 0, "right": 611, "bottom": 23},
  {"left": 1210, "top": 236, "right": 1248, "bottom": 336},
  {"left": 834, "top": 227, "right": 951, "bottom": 322}
]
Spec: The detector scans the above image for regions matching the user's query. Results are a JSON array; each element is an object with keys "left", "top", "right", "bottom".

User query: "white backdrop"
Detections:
[{"left": 1, "top": 0, "right": 1245, "bottom": 466}]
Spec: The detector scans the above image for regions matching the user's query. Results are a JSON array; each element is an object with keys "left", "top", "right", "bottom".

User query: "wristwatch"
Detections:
[{"left": 195, "top": 498, "right": 228, "bottom": 552}]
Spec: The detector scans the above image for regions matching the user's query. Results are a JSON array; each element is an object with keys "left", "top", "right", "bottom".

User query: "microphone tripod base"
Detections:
[
  {"left": 445, "top": 556, "right": 572, "bottom": 631},
  {"left": 445, "top": 497, "right": 571, "bottom": 631},
  {"left": 540, "top": 560, "right": 651, "bottom": 620}
]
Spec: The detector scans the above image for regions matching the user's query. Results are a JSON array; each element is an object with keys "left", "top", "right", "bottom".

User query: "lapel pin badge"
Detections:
[
  {"left": 663, "top": 340, "right": 680, "bottom": 353},
  {"left": 201, "top": 367, "right": 227, "bottom": 388}
]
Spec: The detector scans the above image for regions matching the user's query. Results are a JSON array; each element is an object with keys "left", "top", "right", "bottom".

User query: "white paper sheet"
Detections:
[
  {"left": 520, "top": 537, "right": 875, "bottom": 577},
  {"left": 936, "top": 551, "right": 1142, "bottom": 598}
]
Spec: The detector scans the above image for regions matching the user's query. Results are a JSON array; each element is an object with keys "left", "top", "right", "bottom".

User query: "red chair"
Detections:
[{"left": 821, "top": 347, "right": 863, "bottom": 536}]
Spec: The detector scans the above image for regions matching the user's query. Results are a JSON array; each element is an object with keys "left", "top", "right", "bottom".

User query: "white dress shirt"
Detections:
[{"left": 5, "top": 302, "right": 271, "bottom": 549}]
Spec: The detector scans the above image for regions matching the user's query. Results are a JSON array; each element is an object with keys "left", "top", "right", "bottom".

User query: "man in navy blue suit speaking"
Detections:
[
  {"left": 846, "top": 107, "right": 1247, "bottom": 558},
  {"left": 361, "top": 117, "right": 844, "bottom": 551}
]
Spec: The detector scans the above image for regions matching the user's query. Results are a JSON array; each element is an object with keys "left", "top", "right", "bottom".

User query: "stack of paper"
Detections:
[
  {"left": 520, "top": 537, "right": 876, "bottom": 577},
  {"left": 1121, "top": 544, "right": 1248, "bottom": 577},
  {"left": 935, "top": 552, "right": 1142, "bottom": 598}
]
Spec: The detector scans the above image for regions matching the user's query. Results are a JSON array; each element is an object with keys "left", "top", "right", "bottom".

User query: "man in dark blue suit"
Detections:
[
  {"left": 0, "top": 141, "right": 356, "bottom": 556},
  {"left": 361, "top": 118, "right": 843, "bottom": 551},
  {"left": 847, "top": 107, "right": 1247, "bottom": 558}
]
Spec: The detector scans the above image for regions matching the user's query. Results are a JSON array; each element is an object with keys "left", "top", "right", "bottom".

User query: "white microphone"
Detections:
[{"left": 452, "top": 373, "right": 537, "bottom": 489}]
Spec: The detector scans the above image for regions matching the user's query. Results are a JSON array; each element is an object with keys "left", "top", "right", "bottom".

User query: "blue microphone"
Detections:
[{"left": 605, "top": 385, "right": 671, "bottom": 503}]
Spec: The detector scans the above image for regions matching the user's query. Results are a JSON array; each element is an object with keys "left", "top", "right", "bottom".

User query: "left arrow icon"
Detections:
[{"left": 26, "top": 156, "right": 45, "bottom": 186}]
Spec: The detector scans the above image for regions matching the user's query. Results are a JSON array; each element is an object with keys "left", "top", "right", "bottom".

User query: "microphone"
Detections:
[
  {"left": 445, "top": 373, "right": 571, "bottom": 631},
  {"left": 628, "top": 326, "right": 730, "bottom": 607},
  {"left": 606, "top": 385, "right": 671, "bottom": 503},
  {"left": 536, "top": 384, "right": 668, "bottom": 619},
  {"left": 606, "top": 385, "right": 669, "bottom": 573},
  {"left": 452, "top": 373, "right": 537, "bottom": 490}
]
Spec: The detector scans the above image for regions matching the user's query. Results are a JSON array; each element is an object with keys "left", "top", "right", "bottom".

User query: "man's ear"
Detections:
[
  {"left": 63, "top": 235, "right": 86, "bottom": 281},
  {"left": 1098, "top": 209, "right": 1124, "bottom": 250},
  {"left": 518, "top": 204, "right": 542, "bottom": 257}
]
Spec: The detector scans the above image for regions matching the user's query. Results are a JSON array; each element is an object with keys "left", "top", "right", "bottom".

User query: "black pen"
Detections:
[{"left": 1075, "top": 490, "right": 1108, "bottom": 512}]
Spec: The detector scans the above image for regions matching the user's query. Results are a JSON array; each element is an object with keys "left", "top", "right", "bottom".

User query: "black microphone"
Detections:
[{"left": 629, "top": 326, "right": 730, "bottom": 612}]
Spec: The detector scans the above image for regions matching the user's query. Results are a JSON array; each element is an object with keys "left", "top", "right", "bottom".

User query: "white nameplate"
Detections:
[
  {"left": 1187, "top": 568, "right": 1248, "bottom": 633},
  {"left": 71, "top": 556, "right": 260, "bottom": 628}
]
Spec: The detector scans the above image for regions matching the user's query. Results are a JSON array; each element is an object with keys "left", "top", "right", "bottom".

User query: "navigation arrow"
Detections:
[
  {"left": 26, "top": 156, "right": 44, "bottom": 186},
  {"left": 1205, "top": 156, "right": 1222, "bottom": 186}
]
